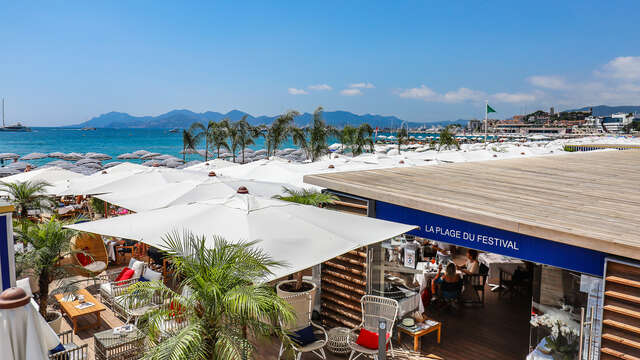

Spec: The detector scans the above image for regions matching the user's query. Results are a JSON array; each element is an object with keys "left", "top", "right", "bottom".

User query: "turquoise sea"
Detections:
[{"left": 0, "top": 127, "right": 484, "bottom": 166}]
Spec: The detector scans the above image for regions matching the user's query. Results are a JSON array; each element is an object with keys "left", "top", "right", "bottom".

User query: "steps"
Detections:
[{"left": 602, "top": 261, "right": 640, "bottom": 359}]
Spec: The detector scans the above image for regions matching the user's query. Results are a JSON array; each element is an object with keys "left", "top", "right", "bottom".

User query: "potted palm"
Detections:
[
  {"left": 0, "top": 180, "right": 54, "bottom": 219},
  {"left": 125, "top": 231, "right": 295, "bottom": 359},
  {"left": 15, "top": 219, "right": 78, "bottom": 332},
  {"left": 273, "top": 187, "right": 337, "bottom": 300}
]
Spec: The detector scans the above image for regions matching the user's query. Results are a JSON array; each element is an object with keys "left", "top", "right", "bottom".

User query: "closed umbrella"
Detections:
[
  {"left": 0, "top": 288, "right": 61, "bottom": 360},
  {"left": 116, "top": 153, "right": 138, "bottom": 160},
  {"left": 85, "top": 152, "right": 112, "bottom": 160},
  {"left": 67, "top": 193, "right": 416, "bottom": 281},
  {"left": 62, "top": 153, "right": 84, "bottom": 161},
  {"left": 140, "top": 153, "right": 162, "bottom": 160},
  {"left": 47, "top": 152, "right": 66, "bottom": 159},
  {"left": 0, "top": 153, "right": 20, "bottom": 160},
  {"left": 132, "top": 150, "right": 151, "bottom": 157}
]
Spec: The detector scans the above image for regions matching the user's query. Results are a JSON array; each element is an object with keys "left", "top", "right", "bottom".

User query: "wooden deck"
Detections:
[{"left": 304, "top": 150, "right": 640, "bottom": 259}]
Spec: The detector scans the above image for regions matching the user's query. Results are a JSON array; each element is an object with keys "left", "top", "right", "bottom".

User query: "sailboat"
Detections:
[{"left": 0, "top": 98, "right": 31, "bottom": 132}]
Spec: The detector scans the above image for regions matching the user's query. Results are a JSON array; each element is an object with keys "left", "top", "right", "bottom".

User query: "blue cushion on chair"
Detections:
[
  {"left": 138, "top": 276, "right": 149, "bottom": 282},
  {"left": 291, "top": 325, "right": 317, "bottom": 346},
  {"left": 49, "top": 343, "right": 69, "bottom": 360}
]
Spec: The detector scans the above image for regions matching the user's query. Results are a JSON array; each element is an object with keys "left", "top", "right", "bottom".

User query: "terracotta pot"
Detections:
[{"left": 47, "top": 310, "right": 62, "bottom": 333}]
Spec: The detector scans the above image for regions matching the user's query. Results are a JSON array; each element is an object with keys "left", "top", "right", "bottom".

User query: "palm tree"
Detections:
[
  {"left": 290, "top": 126, "right": 308, "bottom": 160},
  {"left": 235, "top": 115, "right": 261, "bottom": 164},
  {"left": 305, "top": 106, "right": 331, "bottom": 161},
  {"left": 266, "top": 110, "right": 299, "bottom": 156},
  {"left": 211, "top": 118, "right": 231, "bottom": 159},
  {"left": 189, "top": 121, "right": 218, "bottom": 161},
  {"left": 333, "top": 125, "right": 356, "bottom": 153},
  {"left": 352, "top": 123, "right": 375, "bottom": 156},
  {"left": 225, "top": 121, "right": 240, "bottom": 163},
  {"left": 182, "top": 130, "right": 200, "bottom": 162},
  {"left": 396, "top": 127, "right": 409, "bottom": 153},
  {"left": 15, "top": 219, "right": 78, "bottom": 319},
  {"left": 125, "top": 231, "right": 295, "bottom": 360},
  {"left": 0, "top": 180, "right": 54, "bottom": 218},
  {"left": 273, "top": 187, "right": 337, "bottom": 290},
  {"left": 438, "top": 125, "right": 460, "bottom": 151}
]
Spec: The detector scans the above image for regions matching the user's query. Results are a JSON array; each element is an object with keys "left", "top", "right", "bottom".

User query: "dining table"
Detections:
[{"left": 478, "top": 252, "right": 525, "bottom": 291}]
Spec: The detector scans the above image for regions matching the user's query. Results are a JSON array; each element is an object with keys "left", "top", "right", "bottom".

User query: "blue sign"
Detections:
[
  {"left": 375, "top": 201, "right": 606, "bottom": 276},
  {"left": 0, "top": 214, "right": 10, "bottom": 290}
]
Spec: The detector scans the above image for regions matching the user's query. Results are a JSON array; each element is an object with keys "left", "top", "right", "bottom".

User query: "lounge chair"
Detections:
[
  {"left": 99, "top": 258, "right": 147, "bottom": 307},
  {"left": 70, "top": 233, "right": 108, "bottom": 277},
  {"left": 348, "top": 295, "right": 399, "bottom": 360},
  {"left": 278, "top": 292, "right": 328, "bottom": 360}
]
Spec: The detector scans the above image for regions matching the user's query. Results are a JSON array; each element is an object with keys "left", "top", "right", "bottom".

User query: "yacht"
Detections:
[{"left": 0, "top": 98, "right": 31, "bottom": 132}]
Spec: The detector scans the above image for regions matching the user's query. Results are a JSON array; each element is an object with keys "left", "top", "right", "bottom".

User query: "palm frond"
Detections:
[{"left": 273, "top": 186, "right": 338, "bottom": 206}]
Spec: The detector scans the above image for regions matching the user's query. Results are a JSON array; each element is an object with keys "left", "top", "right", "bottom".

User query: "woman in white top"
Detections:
[{"left": 458, "top": 249, "right": 480, "bottom": 275}]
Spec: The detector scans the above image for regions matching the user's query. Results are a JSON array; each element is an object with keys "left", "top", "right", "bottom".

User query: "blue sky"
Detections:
[{"left": 1, "top": 1, "right": 639, "bottom": 126}]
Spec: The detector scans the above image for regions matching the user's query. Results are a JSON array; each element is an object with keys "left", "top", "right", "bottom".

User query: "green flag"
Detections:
[{"left": 487, "top": 104, "right": 497, "bottom": 113}]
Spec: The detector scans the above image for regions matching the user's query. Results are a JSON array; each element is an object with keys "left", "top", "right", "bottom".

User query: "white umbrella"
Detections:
[
  {"left": 140, "top": 153, "right": 162, "bottom": 160},
  {"left": 95, "top": 176, "right": 298, "bottom": 212},
  {"left": 75, "top": 158, "right": 100, "bottom": 165},
  {"left": 0, "top": 166, "right": 85, "bottom": 194},
  {"left": 58, "top": 164, "right": 148, "bottom": 195},
  {"left": 20, "top": 153, "right": 48, "bottom": 161},
  {"left": 142, "top": 160, "right": 162, "bottom": 167},
  {"left": 217, "top": 159, "right": 316, "bottom": 190},
  {"left": 79, "top": 167, "right": 208, "bottom": 195},
  {"left": 0, "top": 288, "right": 61, "bottom": 360},
  {"left": 47, "top": 152, "right": 66, "bottom": 159},
  {"left": 0, "top": 153, "right": 20, "bottom": 160},
  {"left": 5, "top": 162, "right": 32, "bottom": 171},
  {"left": 67, "top": 193, "right": 416, "bottom": 280},
  {"left": 104, "top": 162, "right": 124, "bottom": 169},
  {"left": 0, "top": 168, "right": 20, "bottom": 176},
  {"left": 85, "top": 152, "right": 112, "bottom": 160},
  {"left": 132, "top": 150, "right": 151, "bottom": 157},
  {"left": 117, "top": 153, "right": 138, "bottom": 160},
  {"left": 62, "top": 153, "right": 84, "bottom": 161}
]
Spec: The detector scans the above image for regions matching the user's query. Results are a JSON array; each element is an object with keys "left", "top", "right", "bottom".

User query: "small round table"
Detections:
[{"left": 327, "top": 327, "right": 351, "bottom": 355}]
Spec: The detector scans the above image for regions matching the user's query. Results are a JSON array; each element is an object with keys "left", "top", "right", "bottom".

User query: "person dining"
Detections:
[
  {"left": 457, "top": 249, "right": 480, "bottom": 275},
  {"left": 431, "top": 262, "right": 463, "bottom": 307}
]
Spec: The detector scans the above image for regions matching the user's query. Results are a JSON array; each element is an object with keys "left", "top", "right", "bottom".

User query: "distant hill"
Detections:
[
  {"left": 566, "top": 105, "right": 640, "bottom": 117},
  {"left": 69, "top": 109, "right": 468, "bottom": 130}
]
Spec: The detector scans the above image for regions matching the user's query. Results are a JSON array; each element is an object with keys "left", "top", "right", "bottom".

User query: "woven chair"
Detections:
[
  {"left": 70, "top": 233, "right": 108, "bottom": 277},
  {"left": 49, "top": 330, "right": 89, "bottom": 360},
  {"left": 278, "top": 292, "right": 328, "bottom": 360},
  {"left": 348, "top": 295, "right": 399, "bottom": 360}
]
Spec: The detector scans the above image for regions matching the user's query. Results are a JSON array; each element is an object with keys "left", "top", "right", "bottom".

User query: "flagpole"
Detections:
[{"left": 484, "top": 100, "right": 488, "bottom": 143}]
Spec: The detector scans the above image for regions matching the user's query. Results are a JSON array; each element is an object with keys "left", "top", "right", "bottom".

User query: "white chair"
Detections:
[
  {"left": 348, "top": 295, "right": 399, "bottom": 360},
  {"left": 99, "top": 258, "right": 146, "bottom": 307},
  {"left": 279, "top": 292, "right": 328, "bottom": 360}
]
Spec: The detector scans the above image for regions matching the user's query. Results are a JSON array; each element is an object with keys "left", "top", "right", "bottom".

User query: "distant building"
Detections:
[
  {"left": 550, "top": 107, "right": 555, "bottom": 116},
  {"left": 602, "top": 112, "right": 635, "bottom": 133},
  {"left": 466, "top": 119, "right": 482, "bottom": 132}
]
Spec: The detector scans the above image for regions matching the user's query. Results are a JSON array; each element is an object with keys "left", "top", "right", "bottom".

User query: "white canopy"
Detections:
[
  {"left": 58, "top": 163, "right": 149, "bottom": 195},
  {"left": 0, "top": 166, "right": 86, "bottom": 195},
  {"left": 184, "top": 158, "right": 238, "bottom": 172},
  {"left": 83, "top": 168, "right": 208, "bottom": 195},
  {"left": 94, "top": 176, "right": 295, "bottom": 212},
  {"left": 0, "top": 302, "right": 60, "bottom": 360},
  {"left": 67, "top": 194, "right": 416, "bottom": 280}
]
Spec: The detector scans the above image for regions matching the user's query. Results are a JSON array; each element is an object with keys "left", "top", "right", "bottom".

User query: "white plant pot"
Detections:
[
  {"left": 277, "top": 280, "right": 318, "bottom": 328},
  {"left": 47, "top": 310, "right": 63, "bottom": 333}
]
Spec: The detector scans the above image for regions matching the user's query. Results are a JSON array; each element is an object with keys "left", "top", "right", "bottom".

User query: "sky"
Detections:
[{"left": 1, "top": 1, "right": 640, "bottom": 126}]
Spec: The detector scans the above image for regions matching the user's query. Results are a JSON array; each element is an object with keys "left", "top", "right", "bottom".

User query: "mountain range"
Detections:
[{"left": 70, "top": 109, "right": 466, "bottom": 129}]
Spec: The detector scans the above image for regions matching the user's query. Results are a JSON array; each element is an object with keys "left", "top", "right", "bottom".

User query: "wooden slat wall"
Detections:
[
  {"left": 601, "top": 260, "right": 640, "bottom": 360},
  {"left": 320, "top": 194, "right": 368, "bottom": 329}
]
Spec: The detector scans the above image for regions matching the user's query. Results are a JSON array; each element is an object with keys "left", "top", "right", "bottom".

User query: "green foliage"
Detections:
[
  {"left": 125, "top": 231, "right": 295, "bottom": 360},
  {"left": 437, "top": 126, "right": 460, "bottom": 151},
  {"left": 352, "top": 123, "right": 375, "bottom": 156},
  {"left": 273, "top": 186, "right": 338, "bottom": 206},
  {"left": 396, "top": 127, "right": 409, "bottom": 152},
  {"left": 90, "top": 197, "right": 105, "bottom": 215},
  {"left": 15, "top": 219, "right": 78, "bottom": 318},
  {"left": 235, "top": 115, "right": 261, "bottom": 163},
  {"left": 563, "top": 145, "right": 577, "bottom": 152},
  {"left": 182, "top": 129, "right": 201, "bottom": 162},
  {"left": 0, "top": 180, "right": 55, "bottom": 218},
  {"left": 334, "top": 125, "right": 357, "bottom": 153},
  {"left": 266, "top": 110, "right": 300, "bottom": 156},
  {"left": 291, "top": 107, "right": 331, "bottom": 161}
]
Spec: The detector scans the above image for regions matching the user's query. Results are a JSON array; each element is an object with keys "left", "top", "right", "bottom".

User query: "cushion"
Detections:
[
  {"left": 127, "top": 258, "right": 137, "bottom": 268},
  {"left": 76, "top": 253, "right": 93, "bottom": 267},
  {"left": 84, "top": 261, "right": 106, "bottom": 273},
  {"left": 291, "top": 325, "right": 317, "bottom": 346},
  {"left": 143, "top": 268, "right": 162, "bottom": 282},
  {"left": 138, "top": 276, "right": 149, "bottom": 282},
  {"left": 115, "top": 267, "right": 135, "bottom": 282},
  {"left": 131, "top": 260, "right": 145, "bottom": 279},
  {"left": 16, "top": 278, "right": 33, "bottom": 297},
  {"left": 100, "top": 283, "right": 112, "bottom": 296},
  {"left": 355, "top": 328, "right": 390, "bottom": 350},
  {"left": 49, "top": 343, "right": 70, "bottom": 360}
]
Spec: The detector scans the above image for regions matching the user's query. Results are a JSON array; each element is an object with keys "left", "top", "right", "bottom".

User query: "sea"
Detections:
[{"left": 0, "top": 127, "right": 483, "bottom": 166}]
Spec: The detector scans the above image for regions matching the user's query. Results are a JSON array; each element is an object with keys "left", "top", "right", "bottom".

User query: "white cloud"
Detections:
[
  {"left": 397, "top": 85, "right": 439, "bottom": 100},
  {"left": 308, "top": 84, "right": 332, "bottom": 91},
  {"left": 340, "top": 88, "right": 363, "bottom": 96},
  {"left": 490, "top": 92, "right": 537, "bottom": 103},
  {"left": 599, "top": 56, "right": 640, "bottom": 81},
  {"left": 442, "top": 87, "right": 485, "bottom": 103},
  {"left": 288, "top": 87, "right": 308, "bottom": 95},
  {"left": 349, "top": 82, "right": 375, "bottom": 89},
  {"left": 528, "top": 75, "right": 568, "bottom": 90}
]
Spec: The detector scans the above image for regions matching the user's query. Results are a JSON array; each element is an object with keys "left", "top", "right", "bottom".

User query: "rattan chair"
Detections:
[
  {"left": 348, "top": 295, "right": 399, "bottom": 360},
  {"left": 49, "top": 330, "right": 89, "bottom": 360},
  {"left": 278, "top": 292, "right": 328, "bottom": 360}
]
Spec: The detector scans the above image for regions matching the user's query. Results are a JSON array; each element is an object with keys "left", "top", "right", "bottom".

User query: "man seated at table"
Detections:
[
  {"left": 432, "top": 262, "right": 463, "bottom": 306},
  {"left": 457, "top": 249, "right": 479, "bottom": 275}
]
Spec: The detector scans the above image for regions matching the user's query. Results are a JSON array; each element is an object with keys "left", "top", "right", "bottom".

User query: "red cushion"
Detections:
[
  {"left": 77, "top": 253, "right": 93, "bottom": 267},
  {"left": 115, "top": 267, "right": 135, "bottom": 282},
  {"left": 355, "top": 328, "right": 390, "bottom": 350}
]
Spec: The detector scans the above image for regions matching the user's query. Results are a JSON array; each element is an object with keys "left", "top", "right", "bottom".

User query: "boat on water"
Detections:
[
  {"left": 168, "top": 128, "right": 179, "bottom": 133},
  {"left": 81, "top": 127, "right": 97, "bottom": 131},
  {"left": 0, "top": 98, "right": 31, "bottom": 132}
]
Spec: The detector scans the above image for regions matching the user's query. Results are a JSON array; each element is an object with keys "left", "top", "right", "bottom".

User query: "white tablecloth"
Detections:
[
  {"left": 0, "top": 302, "right": 60, "bottom": 360},
  {"left": 478, "top": 253, "right": 525, "bottom": 284}
]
